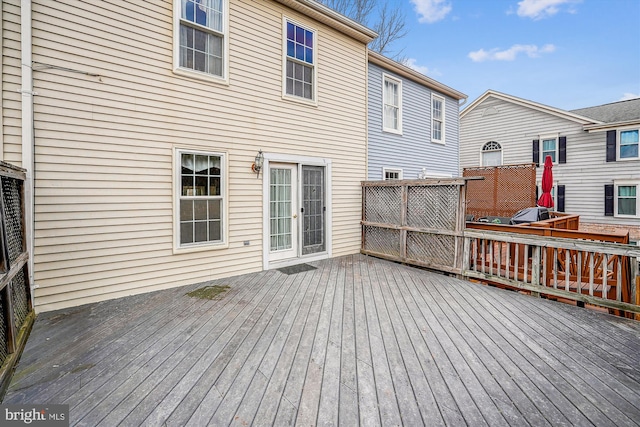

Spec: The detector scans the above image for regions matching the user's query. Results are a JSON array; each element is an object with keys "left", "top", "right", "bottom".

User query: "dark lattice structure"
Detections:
[
  {"left": 361, "top": 179, "right": 467, "bottom": 274},
  {"left": 0, "top": 162, "right": 33, "bottom": 399}
]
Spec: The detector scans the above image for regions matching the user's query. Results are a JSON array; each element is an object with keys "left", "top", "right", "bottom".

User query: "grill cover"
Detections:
[{"left": 509, "top": 207, "right": 550, "bottom": 225}]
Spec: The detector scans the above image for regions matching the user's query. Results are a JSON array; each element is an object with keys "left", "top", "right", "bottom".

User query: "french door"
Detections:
[{"left": 268, "top": 163, "right": 325, "bottom": 263}]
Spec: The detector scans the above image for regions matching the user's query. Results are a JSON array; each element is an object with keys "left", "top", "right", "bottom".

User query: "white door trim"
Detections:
[
  {"left": 262, "top": 153, "right": 332, "bottom": 270},
  {"left": 268, "top": 163, "right": 298, "bottom": 262}
]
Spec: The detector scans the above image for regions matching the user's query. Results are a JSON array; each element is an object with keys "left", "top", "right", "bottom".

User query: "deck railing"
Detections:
[
  {"left": 463, "top": 229, "right": 640, "bottom": 316},
  {"left": 0, "top": 162, "right": 34, "bottom": 399}
]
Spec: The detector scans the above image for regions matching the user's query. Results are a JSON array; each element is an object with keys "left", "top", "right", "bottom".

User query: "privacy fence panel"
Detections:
[
  {"left": 361, "top": 179, "right": 468, "bottom": 274},
  {"left": 463, "top": 163, "right": 536, "bottom": 219},
  {"left": 0, "top": 162, "right": 34, "bottom": 399}
]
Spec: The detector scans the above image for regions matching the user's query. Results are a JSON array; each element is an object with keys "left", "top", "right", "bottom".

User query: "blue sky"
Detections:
[{"left": 375, "top": 0, "right": 640, "bottom": 110}]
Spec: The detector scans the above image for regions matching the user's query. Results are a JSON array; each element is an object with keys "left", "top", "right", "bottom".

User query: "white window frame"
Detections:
[
  {"left": 617, "top": 127, "right": 640, "bottom": 161},
  {"left": 614, "top": 180, "right": 640, "bottom": 218},
  {"left": 431, "top": 94, "right": 445, "bottom": 144},
  {"left": 383, "top": 167, "right": 403, "bottom": 180},
  {"left": 174, "top": 148, "right": 229, "bottom": 252},
  {"left": 480, "top": 141, "right": 503, "bottom": 166},
  {"left": 539, "top": 134, "right": 558, "bottom": 164},
  {"left": 382, "top": 74, "right": 402, "bottom": 134},
  {"left": 282, "top": 17, "right": 317, "bottom": 105},
  {"left": 173, "top": 0, "right": 230, "bottom": 84}
]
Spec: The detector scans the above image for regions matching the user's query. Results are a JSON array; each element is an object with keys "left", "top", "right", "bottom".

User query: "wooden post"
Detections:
[
  {"left": 400, "top": 184, "right": 408, "bottom": 260},
  {"left": 531, "top": 245, "right": 541, "bottom": 297}
]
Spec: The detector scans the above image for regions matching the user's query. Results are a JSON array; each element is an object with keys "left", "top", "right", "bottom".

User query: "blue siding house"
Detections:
[{"left": 367, "top": 51, "right": 467, "bottom": 180}]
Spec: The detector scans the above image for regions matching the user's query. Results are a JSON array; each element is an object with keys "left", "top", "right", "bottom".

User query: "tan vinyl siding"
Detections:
[
  {"left": 31, "top": 0, "right": 368, "bottom": 311},
  {"left": 3, "top": 0, "right": 22, "bottom": 165}
]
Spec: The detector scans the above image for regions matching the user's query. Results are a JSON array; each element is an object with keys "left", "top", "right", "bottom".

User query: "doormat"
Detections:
[{"left": 278, "top": 263, "right": 317, "bottom": 275}]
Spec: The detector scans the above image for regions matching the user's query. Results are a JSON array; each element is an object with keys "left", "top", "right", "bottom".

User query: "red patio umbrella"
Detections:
[{"left": 537, "top": 155, "right": 554, "bottom": 208}]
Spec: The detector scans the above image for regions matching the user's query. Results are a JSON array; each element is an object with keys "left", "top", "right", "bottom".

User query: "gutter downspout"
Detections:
[{"left": 21, "top": 0, "right": 35, "bottom": 306}]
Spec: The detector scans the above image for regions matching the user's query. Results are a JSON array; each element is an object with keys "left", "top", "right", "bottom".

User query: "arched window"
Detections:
[{"left": 482, "top": 141, "right": 502, "bottom": 166}]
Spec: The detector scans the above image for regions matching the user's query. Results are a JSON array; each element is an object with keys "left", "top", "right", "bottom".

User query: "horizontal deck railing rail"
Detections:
[{"left": 463, "top": 229, "right": 640, "bottom": 315}]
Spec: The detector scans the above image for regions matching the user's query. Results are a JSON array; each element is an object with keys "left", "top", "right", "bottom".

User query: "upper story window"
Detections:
[
  {"left": 177, "top": 150, "right": 225, "bottom": 247},
  {"left": 616, "top": 182, "right": 638, "bottom": 217},
  {"left": 541, "top": 138, "right": 557, "bottom": 163},
  {"left": 284, "top": 20, "right": 316, "bottom": 101},
  {"left": 432, "top": 94, "right": 445, "bottom": 144},
  {"left": 383, "top": 74, "right": 402, "bottom": 133},
  {"left": 176, "top": 0, "right": 226, "bottom": 79},
  {"left": 620, "top": 129, "right": 639, "bottom": 159},
  {"left": 481, "top": 141, "right": 502, "bottom": 166}
]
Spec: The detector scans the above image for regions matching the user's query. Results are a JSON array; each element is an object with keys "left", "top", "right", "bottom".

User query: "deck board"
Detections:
[{"left": 4, "top": 254, "right": 640, "bottom": 426}]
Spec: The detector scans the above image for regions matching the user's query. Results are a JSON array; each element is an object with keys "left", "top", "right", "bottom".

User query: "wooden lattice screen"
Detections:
[
  {"left": 0, "top": 161, "right": 34, "bottom": 399},
  {"left": 361, "top": 179, "right": 467, "bottom": 274},
  {"left": 463, "top": 163, "right": 536, "bottom": 219}
]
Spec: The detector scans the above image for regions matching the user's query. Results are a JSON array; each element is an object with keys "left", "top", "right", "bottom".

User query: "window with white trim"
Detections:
[
  {"left": 541, "top": 137, "right": 557, "bottom": 163},
  {"left": 481, "top": 141, "right": 502, "bottom": 166},
  {"left": 431, "top": 94, "right": 445, "bottom": 143},
  {"left": 615, "top": 181, "right": 639, "bottom": 217},
  {"left": 619, "top": 129, "right": 639, "bottom": 159},
  {"left": 178, "top": 150, "right": 225, "bottom": 246},
  {"left": 383, "top": 168, "right": 403, "bottom": 180},
  {"left": 176, "top": 0, "right": 226, "bottom": 78},
  {"left": 284, "top": 20, "right": 315, "bottom": 101},
  {"left": 383, "top": 75, "right": 401, "bottom": 133}
]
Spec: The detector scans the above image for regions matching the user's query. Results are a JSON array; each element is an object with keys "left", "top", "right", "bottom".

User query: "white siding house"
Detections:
[
  {"left": 367, "top": 51, "right": 466, "bottom": 180},
  {"left": 6, "top": 0, "right": 376, "bottom": 311},
  {"left": 460, "top": 90, "right": 640, "bottom": 240}
]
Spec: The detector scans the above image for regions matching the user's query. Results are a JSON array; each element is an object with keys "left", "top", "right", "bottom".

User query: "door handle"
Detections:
[{"left": 293, "top": 214, "right": 298, "bottom": 219}]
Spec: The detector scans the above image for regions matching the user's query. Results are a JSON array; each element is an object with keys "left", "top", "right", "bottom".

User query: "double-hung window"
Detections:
[
  {"left": 383, "top": 75, "right": 401, "bottom": 133},
  {"left": 541, "top": 138, "right": 557, "bottom": 163},
  {"left": 432, "top": 94, "right": 445, "bottom": 143},
  {"left": 284, "top": 20, "right": 315, "bottom": 101},
  {"left": 619, "top": 129, "right": 639, "bottom": 159},
  {"left": 176, "top": 0, "right": 226, "bottom": 79},
  {"left": 178, "top": 150, "right": 225, "bottom": 247},
  {"left": 615, "top": 182, "right": 639, "bottom": 217}
]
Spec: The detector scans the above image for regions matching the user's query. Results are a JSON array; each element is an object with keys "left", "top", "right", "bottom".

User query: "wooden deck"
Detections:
[{"left": 4, "top": 254, "right": 640, "bottom": 426}]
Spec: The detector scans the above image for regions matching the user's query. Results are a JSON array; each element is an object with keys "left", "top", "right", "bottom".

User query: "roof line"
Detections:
[
  {"left": 273, "top": 0, "right": 377, "bottom": 43},
  {"left": 584, "top": 119, "right": 640, "bottom": 132},
  {"left": 368, "top": 50, "right": 467, "bottom": 101},
  {"left": 460, "top": 89, "right": 602, "bottom": 125}
]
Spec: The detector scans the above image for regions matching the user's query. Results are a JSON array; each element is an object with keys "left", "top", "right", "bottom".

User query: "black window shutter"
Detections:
[
  {"left": 559, "top": 136, "right": 567, "bottom": 164},
  {"left": 606, "top": 130, "right": 616, "bottom": 162},
  {"left": 535, "top": 185, "right": 539, "bottom": 201},
  {"left": 604, "top": 184, "right": 614, "bottom": 216},
  {"left": 557, "top": 185, "right": 565, "bottom": 212},
  {"left": 533, "top": 139, "right": 540, "bottom": 166}
]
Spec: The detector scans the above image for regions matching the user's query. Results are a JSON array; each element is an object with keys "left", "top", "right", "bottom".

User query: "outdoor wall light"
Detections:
[{"left": 252, "top": 150, "right": 264, "bottom": 178}]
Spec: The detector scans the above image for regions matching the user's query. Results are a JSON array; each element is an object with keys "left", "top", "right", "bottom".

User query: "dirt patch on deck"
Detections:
[{"left": 186, "top": 285, "right": 230, "bottom": 300}]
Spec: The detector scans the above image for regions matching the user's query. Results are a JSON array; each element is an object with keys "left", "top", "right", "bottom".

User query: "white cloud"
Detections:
[
  {"left": 516, "top": 0, "right": 581, "bottom": 20},
  {"left": 411, "top": 0, "right": 452, "bottom": 24},
  {"left": 620, "top": 93, "right": 640, "bottom": 101},
  {"left": 469, "top": 44, "right": 556, "bottom": 62},
  {"left": 403, "top": 58, "right": 430, "bottom": 75}
]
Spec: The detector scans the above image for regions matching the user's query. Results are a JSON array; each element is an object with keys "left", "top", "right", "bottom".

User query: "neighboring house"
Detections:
[
  {"left": 460, "top": 90, "right": 640, "bottom": 240},
  {"left": 367, "top": 51, "right": 467, "bottom": 180},
  {"left": 3, "top": 0, "right": 376, "bottom": 311}
]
